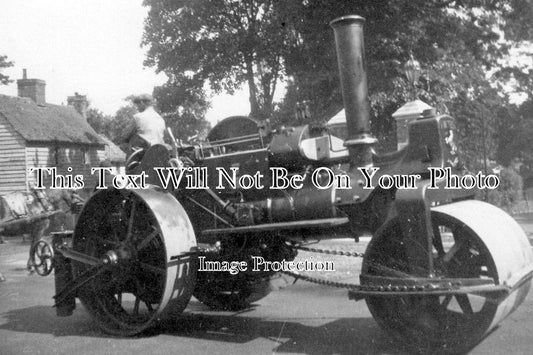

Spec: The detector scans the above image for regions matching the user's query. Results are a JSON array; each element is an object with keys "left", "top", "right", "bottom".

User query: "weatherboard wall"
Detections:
[
  {"left": 0, "top": 113, "right": 27, "bottom": 195},
  {"left": 25, "top": 144, "right": 101, "bottom": 191}
]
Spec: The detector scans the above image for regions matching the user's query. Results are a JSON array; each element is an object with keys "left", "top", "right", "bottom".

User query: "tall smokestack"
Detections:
[{"left": 330, "top": 15, "right": 376, "bottom": 167}]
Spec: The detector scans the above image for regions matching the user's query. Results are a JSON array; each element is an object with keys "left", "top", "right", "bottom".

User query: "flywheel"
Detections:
[
  {"left": 72, "top": 188, "right": 197, "bottom": 335},
  {"left": 362, "top": 200, "right": 533, "bottom": 353}
]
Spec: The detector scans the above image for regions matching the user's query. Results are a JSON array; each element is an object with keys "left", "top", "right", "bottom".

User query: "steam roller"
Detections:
[{"left": 31, "top": 13, "right": 533, "bottom": 354}]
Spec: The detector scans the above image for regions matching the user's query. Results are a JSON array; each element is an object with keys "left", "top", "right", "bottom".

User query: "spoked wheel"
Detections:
[
  {"left": 72, "top": 188, "right": 196, "bottom": 335},
  {"left": 29, "top": 239, "right": 54, "bottom": 276},
  {"left": 362, "top": 200, "right": 533, "bottom": 353}
]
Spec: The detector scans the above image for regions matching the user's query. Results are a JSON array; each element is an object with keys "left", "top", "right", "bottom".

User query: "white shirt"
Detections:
[{"left": 133, "top": 106, "right": 166, "bottom": 146}]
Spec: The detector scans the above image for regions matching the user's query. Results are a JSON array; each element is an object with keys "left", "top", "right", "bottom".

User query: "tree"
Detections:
[
  {"left": 142, "top": 0, "right": 532, "bottom": 167},
  {"left": 86, "top": 107, "right": 112, "bottom": 135},
  {"left": 153, "top": 77, "right": 211, "bottom": 141},
  {"left": 85, "top": 102, "right": 135, "bottom": 150},
  {"left": 142, "top": 0, "right": 294, "bottom": 118},
  {"left": 108, "top": 103, "right": 137, "bottom": 148},
  {"left": 282, "top": 1, "right": 532, "bottom": 104},
  {"left": 0, "top": 55, "right": 14, "bottom": 85},
  {"left": 495, "top": 98, "right": 533, "bottom": 165},
  {"left": 450, "top": 89, "right": 500, "bottom": 173},
  {"left": 274, "top": 0, "right": 532, "bottom": 156}
]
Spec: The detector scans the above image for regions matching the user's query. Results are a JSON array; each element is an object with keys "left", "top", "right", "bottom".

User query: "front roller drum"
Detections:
[
  {"left": 72, "top": 188, "right": 197, "bottom": 335},
  {"left": 362, "top": 200, "right": 533, "bottom": 353}
]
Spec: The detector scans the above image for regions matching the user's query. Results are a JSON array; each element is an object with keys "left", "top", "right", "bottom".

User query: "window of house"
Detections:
[
  {"left": 63, "top": 147, "right": 72, "bottom": 164},
  {"left": 54, "top": 146, "right": 60, "bottom": 166},
  {"left": 83, "top": 148, "right": 91, "bottom": 165}
]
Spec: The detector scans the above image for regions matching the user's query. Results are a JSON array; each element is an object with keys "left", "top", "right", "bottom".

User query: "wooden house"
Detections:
[
  {"left": 96, "top": 134, "right": 127, "bottom": 175},
  {"left": 0, "top": 71, "right": 106, "bottom": 196}
]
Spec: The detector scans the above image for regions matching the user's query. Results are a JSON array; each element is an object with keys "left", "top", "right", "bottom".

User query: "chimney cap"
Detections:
[{"left": 67, "top": 92, "right": 87, "bottom": 100}]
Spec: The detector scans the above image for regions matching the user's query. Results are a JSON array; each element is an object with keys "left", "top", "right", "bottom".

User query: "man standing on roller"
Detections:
[{"left": 124, "top": 93, "right": 166, "bottom": 154}]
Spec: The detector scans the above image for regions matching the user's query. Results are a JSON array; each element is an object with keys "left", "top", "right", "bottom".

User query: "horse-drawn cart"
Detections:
[
  {"left": 0, "top": 188, "right": 82, "bottom": 276},
  {"left": 0, "top": 189, "right": 60, "bottom": 241}
]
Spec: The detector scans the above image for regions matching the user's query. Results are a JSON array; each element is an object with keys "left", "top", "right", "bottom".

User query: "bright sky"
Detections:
[{"left": 0, "top": 0, "right": 249, "bottom": 125}]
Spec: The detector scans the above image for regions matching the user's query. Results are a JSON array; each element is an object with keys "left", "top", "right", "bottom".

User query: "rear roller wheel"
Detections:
[
  {"left": 72, "top": 188, "right": 196, "bottom": 335},
  {"left": 363, "top": 200, "right": 533, "bottom": 353}
]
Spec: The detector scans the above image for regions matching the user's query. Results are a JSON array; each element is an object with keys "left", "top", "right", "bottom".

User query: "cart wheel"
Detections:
[
  {"left": 72, "top": 188, "right": 196, "bottom": 335},
  {"left": 362, "top": 200, "right": 532, "bottom": 353},
  {"left": 30, "top": 239, "right": 54, "bottom": 276}
]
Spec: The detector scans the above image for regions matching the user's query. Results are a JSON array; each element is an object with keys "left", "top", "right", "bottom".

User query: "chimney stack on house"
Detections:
[
  {"left": 17, "top": 69, "right": 46, "bottom": 105},
  {"left": 67, "top": 92, "right": 88, "bottom": 120}
]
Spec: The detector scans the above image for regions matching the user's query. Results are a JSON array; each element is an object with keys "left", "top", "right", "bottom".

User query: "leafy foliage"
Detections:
[
  {"left": 494, "top": 100, "right": 533, "bottom": 165},
  {"left": 141, "top": 0, "right": 533, "bottom": 174},
  {"left": 0, "top": 55, "right": 14, "bottom": 86},
  {"left": 86, "top": 108, "right": 111, "bottom": 135},
  {"left": 487, "top": 166, "right": 523, "bottom": 213},
  {"left": 449, "top": 89, "right": 501, "bottom": 172},
  {"left": 86, "top": 104, "right": 135, "bottom": 151},
  {"left": 108, "top": 103, "right": 137, "bottom": 148},
  {"left": 278, "top": 1, "right": 532, "bottom": 149},
  {"left": 142, "top": 0, "right": 294, "bottom": 118},
  {"left": 153, "top": 78, "right": 211, "bottom": 141}
]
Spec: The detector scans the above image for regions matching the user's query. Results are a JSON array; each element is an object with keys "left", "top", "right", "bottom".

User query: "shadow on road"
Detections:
[
  {"left": 0, "top": 304, "right": 416, "bottom": 354},
  {"left": 0, "top": 305, "right": 102, "bottom": 337},
  {"left": 156, "top": 313, "right": 412, "bottom": 355}
]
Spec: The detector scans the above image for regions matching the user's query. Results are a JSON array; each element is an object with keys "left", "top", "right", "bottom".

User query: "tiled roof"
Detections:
[{"left": 0, "top": 94, "right": 104, "bottom": 146}]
